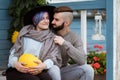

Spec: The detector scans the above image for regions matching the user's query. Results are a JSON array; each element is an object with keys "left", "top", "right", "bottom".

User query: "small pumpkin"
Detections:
[{"left": 18, "top": 53, "right": 42, "bottom": 67}]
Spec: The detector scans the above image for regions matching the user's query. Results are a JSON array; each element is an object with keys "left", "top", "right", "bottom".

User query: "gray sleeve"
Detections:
[
  {"left": 8, "top": 49, "right": 18, "bottom": 68},
  {"left": 62, "top": 38, "right": 87, "bottom": 65}
]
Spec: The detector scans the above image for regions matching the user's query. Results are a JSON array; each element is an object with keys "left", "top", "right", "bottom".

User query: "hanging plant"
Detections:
[{"left": 8, "top": 0, "right": 46, "bottom": 42}]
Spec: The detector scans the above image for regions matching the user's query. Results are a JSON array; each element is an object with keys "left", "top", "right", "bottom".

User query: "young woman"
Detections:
[{"left": 6, "top": 5, "right": 61, "bottom": 80}]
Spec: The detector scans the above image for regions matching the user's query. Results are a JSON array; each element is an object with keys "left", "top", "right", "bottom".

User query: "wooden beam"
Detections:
[
  {"left": 81, "top": 10, "right": 87, "bottom": 54},
  {"left": 49, "top": 0, "right": 106, "bottom": 10},
  {"left": 106, "top": 0, "right": 113, "bottom": 80},
  {"left": 113, "top": 0, "right": 120, "bottom": 80}
]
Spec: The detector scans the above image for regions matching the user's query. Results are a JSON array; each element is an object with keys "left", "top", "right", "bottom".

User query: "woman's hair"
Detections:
[{"left": 32, "top": 11, "right": 49, "bottom": 26}]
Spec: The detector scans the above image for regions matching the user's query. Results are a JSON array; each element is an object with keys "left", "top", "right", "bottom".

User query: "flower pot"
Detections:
[{"left": 94, "top": 74, "right": 106, "bottom": 80}]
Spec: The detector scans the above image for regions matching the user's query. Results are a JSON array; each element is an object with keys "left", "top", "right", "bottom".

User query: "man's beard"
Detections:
[{"left": 52, "top": 22, "right": 64, "bottom": 32}]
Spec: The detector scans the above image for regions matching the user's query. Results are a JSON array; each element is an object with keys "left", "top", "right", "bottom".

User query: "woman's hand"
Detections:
[
  {"left": 14, "top": 61, "right": 29, "bottom": 73},
  {"left": 28, "top": 61, "right": 46, "bottom": 75}
]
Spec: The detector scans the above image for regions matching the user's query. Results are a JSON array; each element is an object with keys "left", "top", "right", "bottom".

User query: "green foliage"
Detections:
[
  {"left": 8, "top": 0, "right": 46, "bottom": 41},
  {"left": 68, "top": 58, "right": 76, "bottom": 64},
  {"left": 87, "top": 51, "right": 106, "bottom": 74},
  {"left": 37, "top": 0, "right": 46, "bottom": 5}
]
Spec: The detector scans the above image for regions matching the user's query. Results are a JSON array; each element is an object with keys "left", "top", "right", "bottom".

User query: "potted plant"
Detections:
[{"left": 87, "top": 44, "right": 106, "bottom": 80}]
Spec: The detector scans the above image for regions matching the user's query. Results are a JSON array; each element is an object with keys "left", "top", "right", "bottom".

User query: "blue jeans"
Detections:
[
  {"left": 61, "top": 64, "right": 94, "bottom": 80},
  {"left": 48, "top": 65, "right": 61, "bottom": 80}
]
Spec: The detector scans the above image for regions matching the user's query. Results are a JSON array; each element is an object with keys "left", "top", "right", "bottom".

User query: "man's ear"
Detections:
[{"left": 64, "top": 20, "right": 70, "bottom": 26}]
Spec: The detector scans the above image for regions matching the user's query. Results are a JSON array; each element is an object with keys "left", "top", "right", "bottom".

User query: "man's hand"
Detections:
[
  {"left": 14, "top": 61, "right": 29, "bottom": 73},
  {"left": 28, "top": 61, "right": 46, "bottom": 75},
  {"left": 54, "top": 36, "right": 65, "bottom": 45}
]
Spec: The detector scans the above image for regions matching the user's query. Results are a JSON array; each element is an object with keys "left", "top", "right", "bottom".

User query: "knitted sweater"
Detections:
[{"left": 60, "top": 31, "right": 87, "bottom": 67}]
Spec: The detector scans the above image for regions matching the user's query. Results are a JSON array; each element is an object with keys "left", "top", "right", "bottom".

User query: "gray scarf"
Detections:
[{"left": 10, "top": 25, "right": 61, "bottom": 64}]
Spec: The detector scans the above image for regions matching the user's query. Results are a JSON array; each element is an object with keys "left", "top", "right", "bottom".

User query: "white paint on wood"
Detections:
[
  {"left": 81, "top": 10, "right": 87, "bottom": 54},
  {"left": 46, "top": 0, "right": 93, "bottom": 4},
  {"left": 114, "top": 0, "right": 120, "bottom": 80}
]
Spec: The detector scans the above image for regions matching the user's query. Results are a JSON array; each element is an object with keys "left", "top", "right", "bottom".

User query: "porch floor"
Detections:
[{"left": 0, "top": 70, "right": 6, "bottom": 80}]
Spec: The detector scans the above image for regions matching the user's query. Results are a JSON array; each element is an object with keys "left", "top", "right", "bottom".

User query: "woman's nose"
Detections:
[{"left": 44, "top": 18, "right": 49, "bottom": 22}]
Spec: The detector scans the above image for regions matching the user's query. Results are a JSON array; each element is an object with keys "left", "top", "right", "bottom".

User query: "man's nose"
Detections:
[{"left": 52, "top": 20, "right": 55, "bottom": 24}]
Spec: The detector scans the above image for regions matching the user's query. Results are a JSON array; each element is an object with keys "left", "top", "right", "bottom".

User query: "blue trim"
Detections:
[
  {"left": 106, "top": 0, "right": 113, "bottom": 80},
  {"left": 50, "top": 0, "right": 106, "bottom": 10}
]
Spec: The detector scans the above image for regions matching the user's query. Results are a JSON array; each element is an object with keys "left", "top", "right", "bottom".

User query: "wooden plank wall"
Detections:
[{"left": 0, "top": 0, "right": 12, "bottom": 69}]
